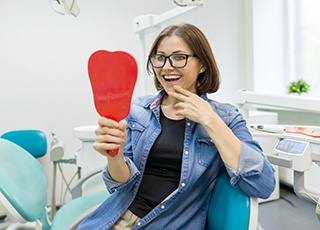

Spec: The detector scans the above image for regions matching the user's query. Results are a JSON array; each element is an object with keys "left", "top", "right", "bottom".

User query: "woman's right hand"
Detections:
[
  {"left": 93, "top": 117, "right": 130, "bottom": 183},
  {"left": 93, "top": 117, "right": 127, "bottom": 158}
]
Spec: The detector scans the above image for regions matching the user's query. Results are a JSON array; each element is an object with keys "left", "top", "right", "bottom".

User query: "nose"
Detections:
[{"left": 163, "top": 57, "right": 174, "bottom": 69}]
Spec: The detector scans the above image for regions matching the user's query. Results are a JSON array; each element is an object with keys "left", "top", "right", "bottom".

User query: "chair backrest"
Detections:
[
  {"left": 0, "top": 139, "right": 49, "bottom": 226},
  {"left": 206, "top": 167, "right": 258, "bottom": 230},
  {"left": 0, "top": 130, "right": 47, "bottom": 158}
]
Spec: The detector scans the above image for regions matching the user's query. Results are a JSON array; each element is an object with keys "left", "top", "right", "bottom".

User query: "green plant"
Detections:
[{"left": 288, "top": 79, "right": 310, "bottom": 94}]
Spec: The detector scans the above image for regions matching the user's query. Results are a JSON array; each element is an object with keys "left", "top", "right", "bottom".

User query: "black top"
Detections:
[{"left": 129, "top": 109, "right": 185, "bottom": 218}]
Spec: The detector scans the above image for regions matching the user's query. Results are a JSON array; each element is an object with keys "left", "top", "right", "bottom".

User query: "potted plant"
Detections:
[{"left": 288, "top": 79, "right": 310, "bottom": 95}]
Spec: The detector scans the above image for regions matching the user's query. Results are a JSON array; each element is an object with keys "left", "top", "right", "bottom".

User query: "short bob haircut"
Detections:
[{"left": 147, "top": 23, "right": 220, "bottom": 95}]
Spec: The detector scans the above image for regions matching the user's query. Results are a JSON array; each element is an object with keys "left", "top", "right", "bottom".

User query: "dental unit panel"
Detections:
[
  {"left": 249, "top": 126, "right": 320, "bottom": 222},
  {"left": 236, "top": 90, "right": 320, "bottom": 223}
]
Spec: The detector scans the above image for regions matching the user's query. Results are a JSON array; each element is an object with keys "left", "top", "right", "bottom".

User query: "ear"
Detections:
[{"left": 199, "top": 65, "right": 206, "bottom": 73}]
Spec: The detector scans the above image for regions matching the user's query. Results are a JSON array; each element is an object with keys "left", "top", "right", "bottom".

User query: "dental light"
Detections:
[
  {"left": 49, "top": 0, "right": 80, "bottom": 17},
  {"left": 173, "top": 0, "right": 204, "bottom": 7},
  {"left": 48, "top": 0, "right": 203, "bottom": 18},
  {"left": 133, "top": 0, "right": 205, "bottom": 34}
]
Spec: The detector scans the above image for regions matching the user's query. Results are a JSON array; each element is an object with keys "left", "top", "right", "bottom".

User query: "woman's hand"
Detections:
[
  {"left": 168, "top": 85, "right": 214, "bottom": 126},
  {"left": 93, "top": 117, "right": 127, "bottom": 158},
  {"left": 93, "top": 117, "right": 130, "bottom": 183},
  {"left": 168, "top": 85, "right": 241, "bottom": 170}
]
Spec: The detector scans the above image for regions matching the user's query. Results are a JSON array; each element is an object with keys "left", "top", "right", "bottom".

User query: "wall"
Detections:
[{"left": 0, "top": 0, "right": 247, "bottom": 205}]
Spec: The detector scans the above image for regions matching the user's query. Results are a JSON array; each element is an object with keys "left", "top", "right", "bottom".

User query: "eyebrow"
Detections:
[{"left": 156, "top": 50, "right": 188, "bottom": 55}]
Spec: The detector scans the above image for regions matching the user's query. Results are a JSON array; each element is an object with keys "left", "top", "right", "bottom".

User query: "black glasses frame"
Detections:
[{"left": 149, "top": 54, "right": 197, "bottom": 68}]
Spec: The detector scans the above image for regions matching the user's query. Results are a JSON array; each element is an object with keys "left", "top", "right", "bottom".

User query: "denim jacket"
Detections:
[{"left": 77, "top": 91, "right": 276, "bottom": 230}]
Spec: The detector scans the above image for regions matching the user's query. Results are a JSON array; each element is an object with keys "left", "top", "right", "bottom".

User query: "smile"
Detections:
[{"left": 163, "top": 75, "right": 181, "bottom": 82}]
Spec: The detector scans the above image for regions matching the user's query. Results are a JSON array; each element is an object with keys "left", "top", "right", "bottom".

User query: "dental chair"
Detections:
[
  {"left": 68, "top": 166, "right": 258, "bottom": 230},
  {"left": 0, "top": 129, "right": 48, "bottom": 229},
  {"left": 0, "top": 138, "right": 110, "bottom": 230},
  {"left": 65, "top": 166, "right": 259, "bottom": 230},
  {"left": 206, "top": 167, "right": 258, "bottom": 230},
  {"left": 0, "top": 129, "right": 47, "bottom": 158},
  {"left": 0, "top": 131, "right": 257, "bottom": 230}
]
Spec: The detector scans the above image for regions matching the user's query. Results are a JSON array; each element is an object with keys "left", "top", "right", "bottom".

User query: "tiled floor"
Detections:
[{"left": 259, "top": 185, "right": 320, "bottom": 230}]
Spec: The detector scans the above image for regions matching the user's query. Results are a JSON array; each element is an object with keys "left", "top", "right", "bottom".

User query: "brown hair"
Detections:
[{"left": 147, "top": 23, "right": 220, "bottom": 94}]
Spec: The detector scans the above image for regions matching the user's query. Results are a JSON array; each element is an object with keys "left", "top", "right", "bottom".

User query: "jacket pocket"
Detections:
[
  {"left": 197, "top": 137, "right": 218, "bottom": 167},
  {"left": 127, "top": 121, "right": 146, "bottom": 150}
]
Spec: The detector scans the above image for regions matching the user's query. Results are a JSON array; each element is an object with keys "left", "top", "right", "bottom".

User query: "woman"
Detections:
[{"left": 77, "top": 23, "right": 275, "bottom": 230}]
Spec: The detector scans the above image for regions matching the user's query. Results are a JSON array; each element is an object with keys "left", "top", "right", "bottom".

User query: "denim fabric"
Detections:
[{"left": 77, "top": 91, "right": 276, "bottom": 230}]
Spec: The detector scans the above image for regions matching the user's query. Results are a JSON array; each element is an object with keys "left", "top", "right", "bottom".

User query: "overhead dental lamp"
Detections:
[
  {"left": 49, "top": 0, "right": 80, "bottom": 17},
  {"left": 173, "top": 0, "right": 204, "bottom": 7},
  {"left": 49, "top": 0, "right": 203, "bottom": 18},
  {"left": 133, "top": 0, "right": 205, "bottom": 34}
]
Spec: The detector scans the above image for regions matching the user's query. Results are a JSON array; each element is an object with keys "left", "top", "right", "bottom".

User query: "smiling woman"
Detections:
[
  {"left": 147, "top": 24, "right": 220, "bottom": 95},
  {"left": 76, "top": 23, "right": 276, "bottom": 230},
  {"left": 0, "top": 3, "right": 254, "bottom": 226},
  {"left": 149, "top": 35, "right": 202, "bottom": 95}
]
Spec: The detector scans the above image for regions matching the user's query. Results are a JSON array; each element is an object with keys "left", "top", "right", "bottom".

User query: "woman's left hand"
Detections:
[
  {"left": 169, "top": 85, "right": 241, "bottom": 170},
  {"left": 168, "top": 85, "right": 214, "bottom": 125}
]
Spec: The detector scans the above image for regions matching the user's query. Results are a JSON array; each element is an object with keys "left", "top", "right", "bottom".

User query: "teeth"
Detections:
[{"left": 164, "top": 75, "right": 181, "bottom": 80}]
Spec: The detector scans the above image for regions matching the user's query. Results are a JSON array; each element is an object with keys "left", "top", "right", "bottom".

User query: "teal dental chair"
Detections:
[
  {"left": 0, "top": 138, "right": 110, "bottom": 230},
  {"left": 70, "top": 166, "right": 258, "bottom": 230},
  {"left": 69, "top": 167, "right": 258, "bottom": 230},
  {"left": 0, "top": 129, "right": 48, "bottom": 229},
  {"left": 0, "top": 129, "right": 47, "bottom": 158},
  {"left": 0, "top": 129, "right": 257, "bottom": 230},
  {"left": 206, "top": 167, "right": 258, "bottom": 230}
]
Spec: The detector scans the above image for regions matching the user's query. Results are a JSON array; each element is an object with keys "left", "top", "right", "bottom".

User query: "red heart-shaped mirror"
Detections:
[{"left": 88, "top": 50, "right": 138, "bottom": 156}]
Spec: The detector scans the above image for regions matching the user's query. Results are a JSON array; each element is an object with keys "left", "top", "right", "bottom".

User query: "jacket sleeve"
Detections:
[
  {"left": 223, "top": 104, "right": 276, "bottom": 199},
  {"left": 226, "top": 143, "right": 276, "bottom": 199},
  {"left": 102, "top": 157, "right": 141, "bottom": 194}
]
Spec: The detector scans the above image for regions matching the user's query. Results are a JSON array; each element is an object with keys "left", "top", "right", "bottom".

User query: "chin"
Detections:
[{"left": 162, "top": 84, "right": 176, "bottom": 93}]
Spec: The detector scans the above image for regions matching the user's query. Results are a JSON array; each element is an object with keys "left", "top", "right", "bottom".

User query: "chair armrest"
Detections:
[
  {"left": 51, "top": 190, "right": 110, "bottom": 230},
  {"left": 71, "top": 168, "right": 102, "bottom": 199}
]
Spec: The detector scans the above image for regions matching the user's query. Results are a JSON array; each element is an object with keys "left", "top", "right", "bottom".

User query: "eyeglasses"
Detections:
[{"left": 149, "top": 54, "right": 197, "bottom": 68}]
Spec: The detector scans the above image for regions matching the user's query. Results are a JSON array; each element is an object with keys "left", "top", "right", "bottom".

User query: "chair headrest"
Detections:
[{"left": 0, "top": 130, "right": 47, "bottom": 158}]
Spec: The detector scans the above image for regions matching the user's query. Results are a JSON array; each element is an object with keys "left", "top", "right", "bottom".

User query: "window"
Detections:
[{"left": 290, "top": 0, "right": 320, "bottom": 96}]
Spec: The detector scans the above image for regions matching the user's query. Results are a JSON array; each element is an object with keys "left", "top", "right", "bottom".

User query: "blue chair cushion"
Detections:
[
  {"left": 206, "top": 167, "right": 251, "bottom": 230},
  {"left": 1, "top": 130, "right": 47, "bottom": 158}
]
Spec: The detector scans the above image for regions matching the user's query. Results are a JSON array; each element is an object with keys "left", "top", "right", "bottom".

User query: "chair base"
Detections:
[{"left": 6, "top": 222, "right": 35, "bottom": 230}]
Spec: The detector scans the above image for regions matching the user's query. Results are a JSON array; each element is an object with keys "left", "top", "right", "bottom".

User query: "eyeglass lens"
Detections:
[{"left": 150, "top": 54, "right": 189, "bottom": 68}]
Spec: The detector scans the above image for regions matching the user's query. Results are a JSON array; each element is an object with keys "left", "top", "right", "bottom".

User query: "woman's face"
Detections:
[{"left": 153, "top": 35, "right": 204, "bottom": 94}]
